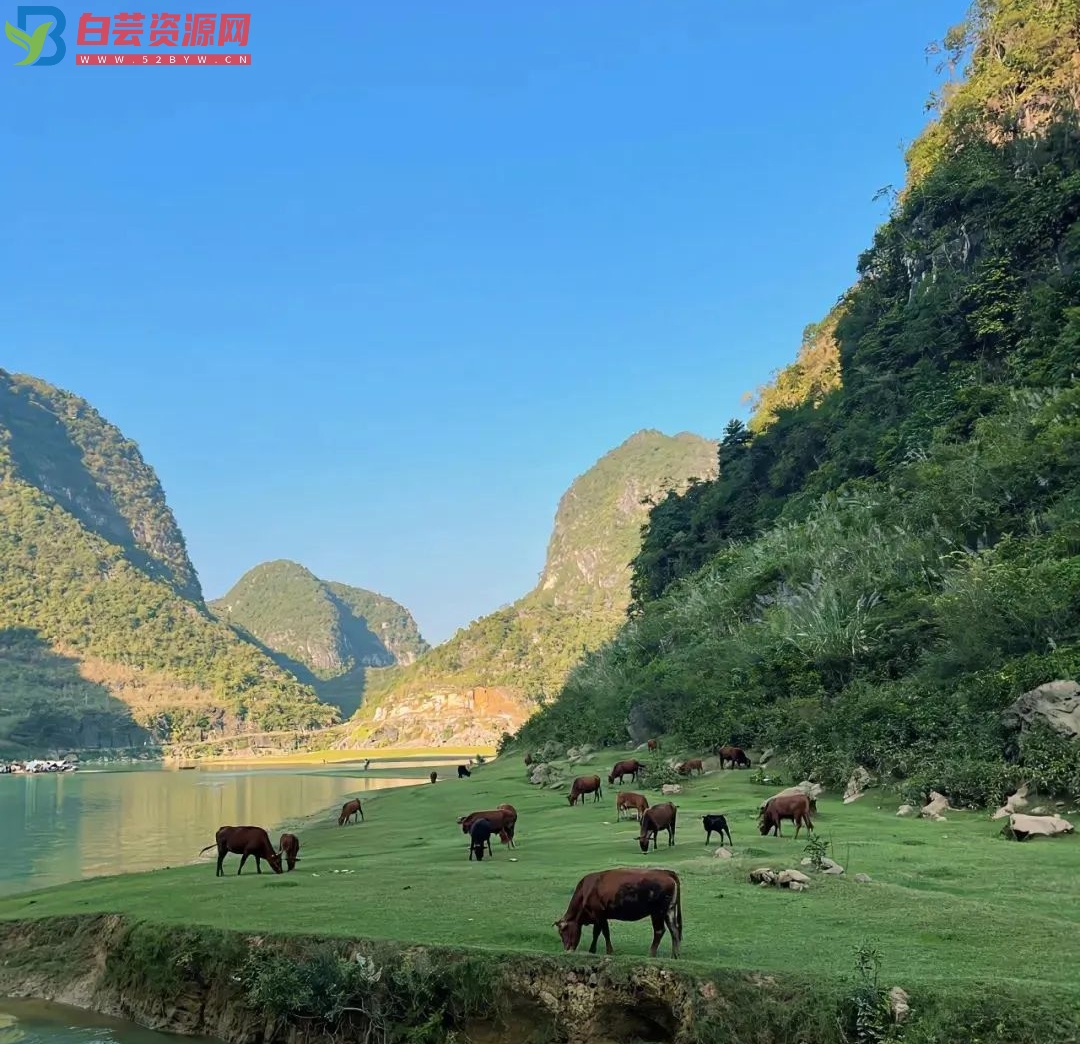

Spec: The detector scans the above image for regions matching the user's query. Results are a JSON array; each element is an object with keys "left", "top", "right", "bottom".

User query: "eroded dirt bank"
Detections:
[{"left": 1, "top": 915, "right": 1076, "bottom": 1044}]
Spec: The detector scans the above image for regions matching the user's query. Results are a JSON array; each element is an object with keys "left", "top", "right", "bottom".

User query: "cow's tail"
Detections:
[
  {"left": 671, "top": 871, "right": 683, "bottom": 950},
  {"left": 198, "top": 843, "right": 216, "bottom": 856}
]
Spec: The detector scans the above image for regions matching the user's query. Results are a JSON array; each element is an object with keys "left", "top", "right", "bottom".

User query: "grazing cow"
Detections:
[
  {"left": 278, "top": 832, "right": 300, "bottom": 871},
  {"left": 430, "top": 771, "right": 438, "bottom": 784},
  {"left": 608, "top": 759, "right": 644, "bottom": 785},
  {"left": 617, "top": 791, "right": 650, "bottom": 822},
  {"left": 647, "top": 739, "right": 658, "bottom": 751},
  {"left": 638, "top": 802, "right": 677, "bottom": 852},
  {"left": 459, "top": 807, "right": 517, "bottom": 848},
  {"left": 759, "top": 793, "right": 814, "bottom": 838},
  {"left": 676, "top": 759, "right": 704, "bottom": 776},
  {"left": 701, "top": 814, "right": 732, "bottom": 847},
  {"left": 554, "top": 868, "right": 683, "bottom": 959},
  {"left": 468, "top": 818, "right": 495, "bottom": 860},
  {"left": 458, "top": 764, "right": 471, "bottom": 778},
  {"left": 568, "top": 775, "right": 603, "bottom": 805},
  {"left": 524, "top": 752, "right": 533, "bottom": 766},
  {"left": 715, "top": 745, "right": 751, "bottom": 769},
  {"left": 199, "top": 825, "right": 282, "bottom": 877},
  {"left": 338, "top": 798, "right": 364, "bottom": 825}
]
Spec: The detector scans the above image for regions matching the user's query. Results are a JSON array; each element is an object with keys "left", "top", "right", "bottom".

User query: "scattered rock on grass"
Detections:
[
  {"left": 896, "top": 804, "right": 916, "bottom": 817},
  {"left": 713, "top": 847, "right": 732, "bottom": 859},
  {"left": 843, "top": 766, "right": 873, "bottom": 803},
  {"left": 854, "top": 873, "right": 872, "bottom": 883}
]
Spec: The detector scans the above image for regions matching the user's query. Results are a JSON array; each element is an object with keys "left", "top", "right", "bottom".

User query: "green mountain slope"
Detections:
[
  {"left": 0, "top": 371, "right": 338, "bottom": 755},
  {"left": 516, "top": 0, "right": 1080, "bottom": 805},
  {"left": 210, "top": 561, "right": 429, "bottom": 716},
  {"left": 338, "top": 430, "right": 717, "bottom": 748}
]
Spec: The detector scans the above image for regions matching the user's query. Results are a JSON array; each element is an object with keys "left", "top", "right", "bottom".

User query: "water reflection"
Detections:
[
  {"left": 0, "top": 998, "right": 204, "bottom": 1044},
  {"left": 0, "top": 766, "right": 418, "bottom": 896}
]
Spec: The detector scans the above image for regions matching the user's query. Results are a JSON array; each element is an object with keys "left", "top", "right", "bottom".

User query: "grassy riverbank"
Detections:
[{"left": 3, "top": 749, "right": 1078, "bottom": 1003}]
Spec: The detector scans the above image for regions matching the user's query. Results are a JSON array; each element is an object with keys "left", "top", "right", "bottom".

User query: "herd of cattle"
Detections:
[{"left": 199, "top": 744, "right": 814, "bottom": 959}]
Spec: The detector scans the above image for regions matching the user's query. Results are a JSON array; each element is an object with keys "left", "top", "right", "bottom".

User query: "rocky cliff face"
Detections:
[{"left": 341, "top": 430, "right": 718, "bottom": 748}]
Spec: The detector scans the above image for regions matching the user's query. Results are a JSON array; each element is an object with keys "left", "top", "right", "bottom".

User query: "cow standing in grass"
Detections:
[
  {"left": 278, "top": 832, "right": 300, "bottom": 871},
  {"left": 638, "top": 802, "right": 678, "bottom": 852},
  {"left": 617, "top": 791, "right": 649, "bottom": 822},
  {"left": 468, "top": 818, "right": 495, "bottom": 860},
  {"left": 715, "top": 745, "right": 751, "bottom": 769},
  {"left": 701, "top": 814, "right": 732, "bottom": 847},
  {"left": 555, "top": 868, "right": 683, "bottom": 958},
  {"left": 759, "top": 793, "right": 814, "bottom": 838},
  {"left": 608, "top": 759, "right": 643, "bottom": 785},
  {"left": 200, "top": 826, "right": 282, "bottom": 877},
  {"left": 677, "top": 759, "right": 704, "bottom": 776},
  {"left": 569, "top": 775, "right": 603, "bottom": 805},
  {"left": 339, "top": 799, "right": 364, "bottom": 825}
]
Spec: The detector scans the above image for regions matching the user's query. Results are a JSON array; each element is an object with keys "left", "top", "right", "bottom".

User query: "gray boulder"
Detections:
[{"left": 1002, "top": 680, "right": 1080, "bottom": 740}]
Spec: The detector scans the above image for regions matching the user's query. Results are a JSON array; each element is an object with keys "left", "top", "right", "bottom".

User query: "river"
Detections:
[
  {"left": 0, "top": 1000, "right": 196, "bottom": 1044},
  {"left": 0, "top": 761, "right": 434, "bottom": 897}
]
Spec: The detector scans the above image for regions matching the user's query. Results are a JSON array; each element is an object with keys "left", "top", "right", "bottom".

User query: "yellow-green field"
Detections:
[{"left": 3, "top": 750, "right": 1078, "bottom": 997}]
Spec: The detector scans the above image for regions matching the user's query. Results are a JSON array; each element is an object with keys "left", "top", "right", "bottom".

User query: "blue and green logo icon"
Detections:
[{"left": 5, "top": 6, "right": 66, "bottom": 65}]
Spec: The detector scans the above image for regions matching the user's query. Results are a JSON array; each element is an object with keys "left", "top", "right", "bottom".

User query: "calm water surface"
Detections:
[
  {"left": 0, "top": 763, "right": 424, "bottom": 896},
  {"left": 0, "top": 999, "right": 207, "bottom": 1044}
]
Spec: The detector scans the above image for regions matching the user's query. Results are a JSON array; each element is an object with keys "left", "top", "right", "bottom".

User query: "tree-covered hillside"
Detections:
[
  {"left": 210, "top": 561, "right": 428, "bottom": 716},
  {"left": 0, "top": 373, "right": 338, "bottom": 754},
  {"left": 339, "top": 430, "right": 718, "bottom": 748},
  {"left": 516, "top": 0, "right": 1080, "bottom": 805}
]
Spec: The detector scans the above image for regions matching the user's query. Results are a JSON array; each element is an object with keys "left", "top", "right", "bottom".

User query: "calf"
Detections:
[
  {"left": 458, "top": 764, "right": 471, "bottom": 778},
  {"left": 199, "top": 825, "right": 282, "bottom": 877},
  {"left": 701, "top": 814, "right": 732, "bottom": 847},
  {"left": 278, "top": 832, "right": 300, "bottom": 871},
  {"left": 715, "top": 745, "right": 751, "bottom": 769},
  {"left": 524, "top": 752, "right": 533, "bottom": 766},
  {"left": 638, "top": 802, "right": 677, "bottom": 852},
  {"left": 676, "top": 759, "right": 704, "bottom": 776},
  {"left": 430, "top": 771, "right": 438, "bottom": 784},
  {"left": 759, "top": 793, "right": 814, "bottom": 838},
  {"left": 608, "top": 759, "right": 644, "bottom": 785},
  {"left": 468, "top": 818, "right": 495, "bottom": 860},
  {"left": 647, "top": 739, "right": 658, "bottom": 752},
  {"left": 568, "top": 775, "right": 603, "bottom": 806},
  {"left": 555, "top": 868, "right": 683, "bottom": 958},
  {"left": 617, "top": 791, "right": 650, "bottom": 822},
  {"left": 338, "top": 798, "right": 364, "bottom": 825}
]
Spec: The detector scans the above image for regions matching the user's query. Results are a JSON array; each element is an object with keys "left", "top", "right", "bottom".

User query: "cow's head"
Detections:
[
  {"left": 567, "top": 794, "right": 576, "bottom": 805},
  {"left": 607, "top": 773, "right": 615, "bottom": 784},
  {"left": 554, "top": 918, "right": 581, "bottom": 951},
  {"left": 637, "top": 833, "right": 651, "bottom": 854},
  {"left": 267, "top": 850, "right": 283, "bottom": 874}
]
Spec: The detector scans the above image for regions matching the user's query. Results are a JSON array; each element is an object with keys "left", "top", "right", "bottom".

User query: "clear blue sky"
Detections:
[{"left": 4, "top": 0, "right": 967, "bottom": 645}]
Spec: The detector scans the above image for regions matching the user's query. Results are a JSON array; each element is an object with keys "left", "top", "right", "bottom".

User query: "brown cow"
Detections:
[
  {"left": 647, "top": 739, "right": 658, "bottom": 751},
  {"left": 338, "top": 798, "right": 364, "bottom": 825},
  {"left": 524, "top": 752, "right": 533, "bottom": 766},
  {"left": 459, "top": 807, "right": 517, "bottom": 848},
  {"left": 278, "top": 832, "right": 300, "bottom": 871},
  {"left": 199, "top": 825, "right": 282, "bottom": 877},
  {"left": 638, "top": 802, "right": 677, "bottom": 852},
  {"left": 759, "top": 793, "right": 814, "bottom": 838},
  {"left": 554, "top": 868, "right": 683, "bottom": 958},
  {"left": 568, "top": 775, "right": 603, "bottom": 805},
  {"left": 608, "top": 759, "right": 643, "bottom": 785},
  {"left": 715, "top": 744, "right": 751, "bottom": 769},
  {"left": 676, "top": 759, "right": 704, "bottom": 776},
  {"left": 616, "top": 791, "right": 649, "bottom": 822}
]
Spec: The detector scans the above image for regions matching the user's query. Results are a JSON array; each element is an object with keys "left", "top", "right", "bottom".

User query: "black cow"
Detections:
[
  {"left": 469, "top": 818, "right": 495, "bottom": 860},
  {"left": 458, "top": 764, "right": 472, "bottom": 778},
  {"left": 701, "top": 814, "right": 732, "bottom": 846}
]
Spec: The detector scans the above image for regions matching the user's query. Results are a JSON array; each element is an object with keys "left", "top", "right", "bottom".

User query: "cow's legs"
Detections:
[
  {"left": 216, "top": 845, "right": 226, "bottom": 877},
  {"left": 599, "top": 921, "right": 613, "bottom": 955},
  {"left": 704, "top": 828, "right": 711, "bottom": 845},
  {"left": 589, "top": 924, "right": 602, "bottom": 954},
  {"left": 668, "top": 825, "right": 675, "bottom": 846},
  {"left": 237, "top": 853, "right": 250, "bottom": 875},
  {"left": 255, "top": 855, "right": 262, "bottom": 873},
  {"left": 649, "top": 913, "right": 666, "bottom": 958},
  {"left": 664, "top": 911, "right": 681, "bottom": 958}
]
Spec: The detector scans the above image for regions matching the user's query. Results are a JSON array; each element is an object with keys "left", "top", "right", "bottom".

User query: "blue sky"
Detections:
[{"left": 3, "top": 0, "right": 968, "bottom": 644}]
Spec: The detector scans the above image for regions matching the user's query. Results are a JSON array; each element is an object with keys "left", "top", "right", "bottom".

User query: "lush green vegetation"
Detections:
[
  {"left": 2, "top": 753, "right": 1078, "bottom": 1043},
  {"left": 518, "top": 2, "right": 1080, "bottom": 806},
  {"left": 0, "top": 374, "right": 339, "bottom": 753},
  {"left": 345, "top": 431, "right": 717, "bottom": 742},
  {"left": 210, "top": 560, "right": 428, "bottom": 716}
]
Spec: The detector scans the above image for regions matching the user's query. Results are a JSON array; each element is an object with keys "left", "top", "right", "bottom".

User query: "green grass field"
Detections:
[{"left": 2, "top": 750, "right": 1078, "bottom": 998}]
